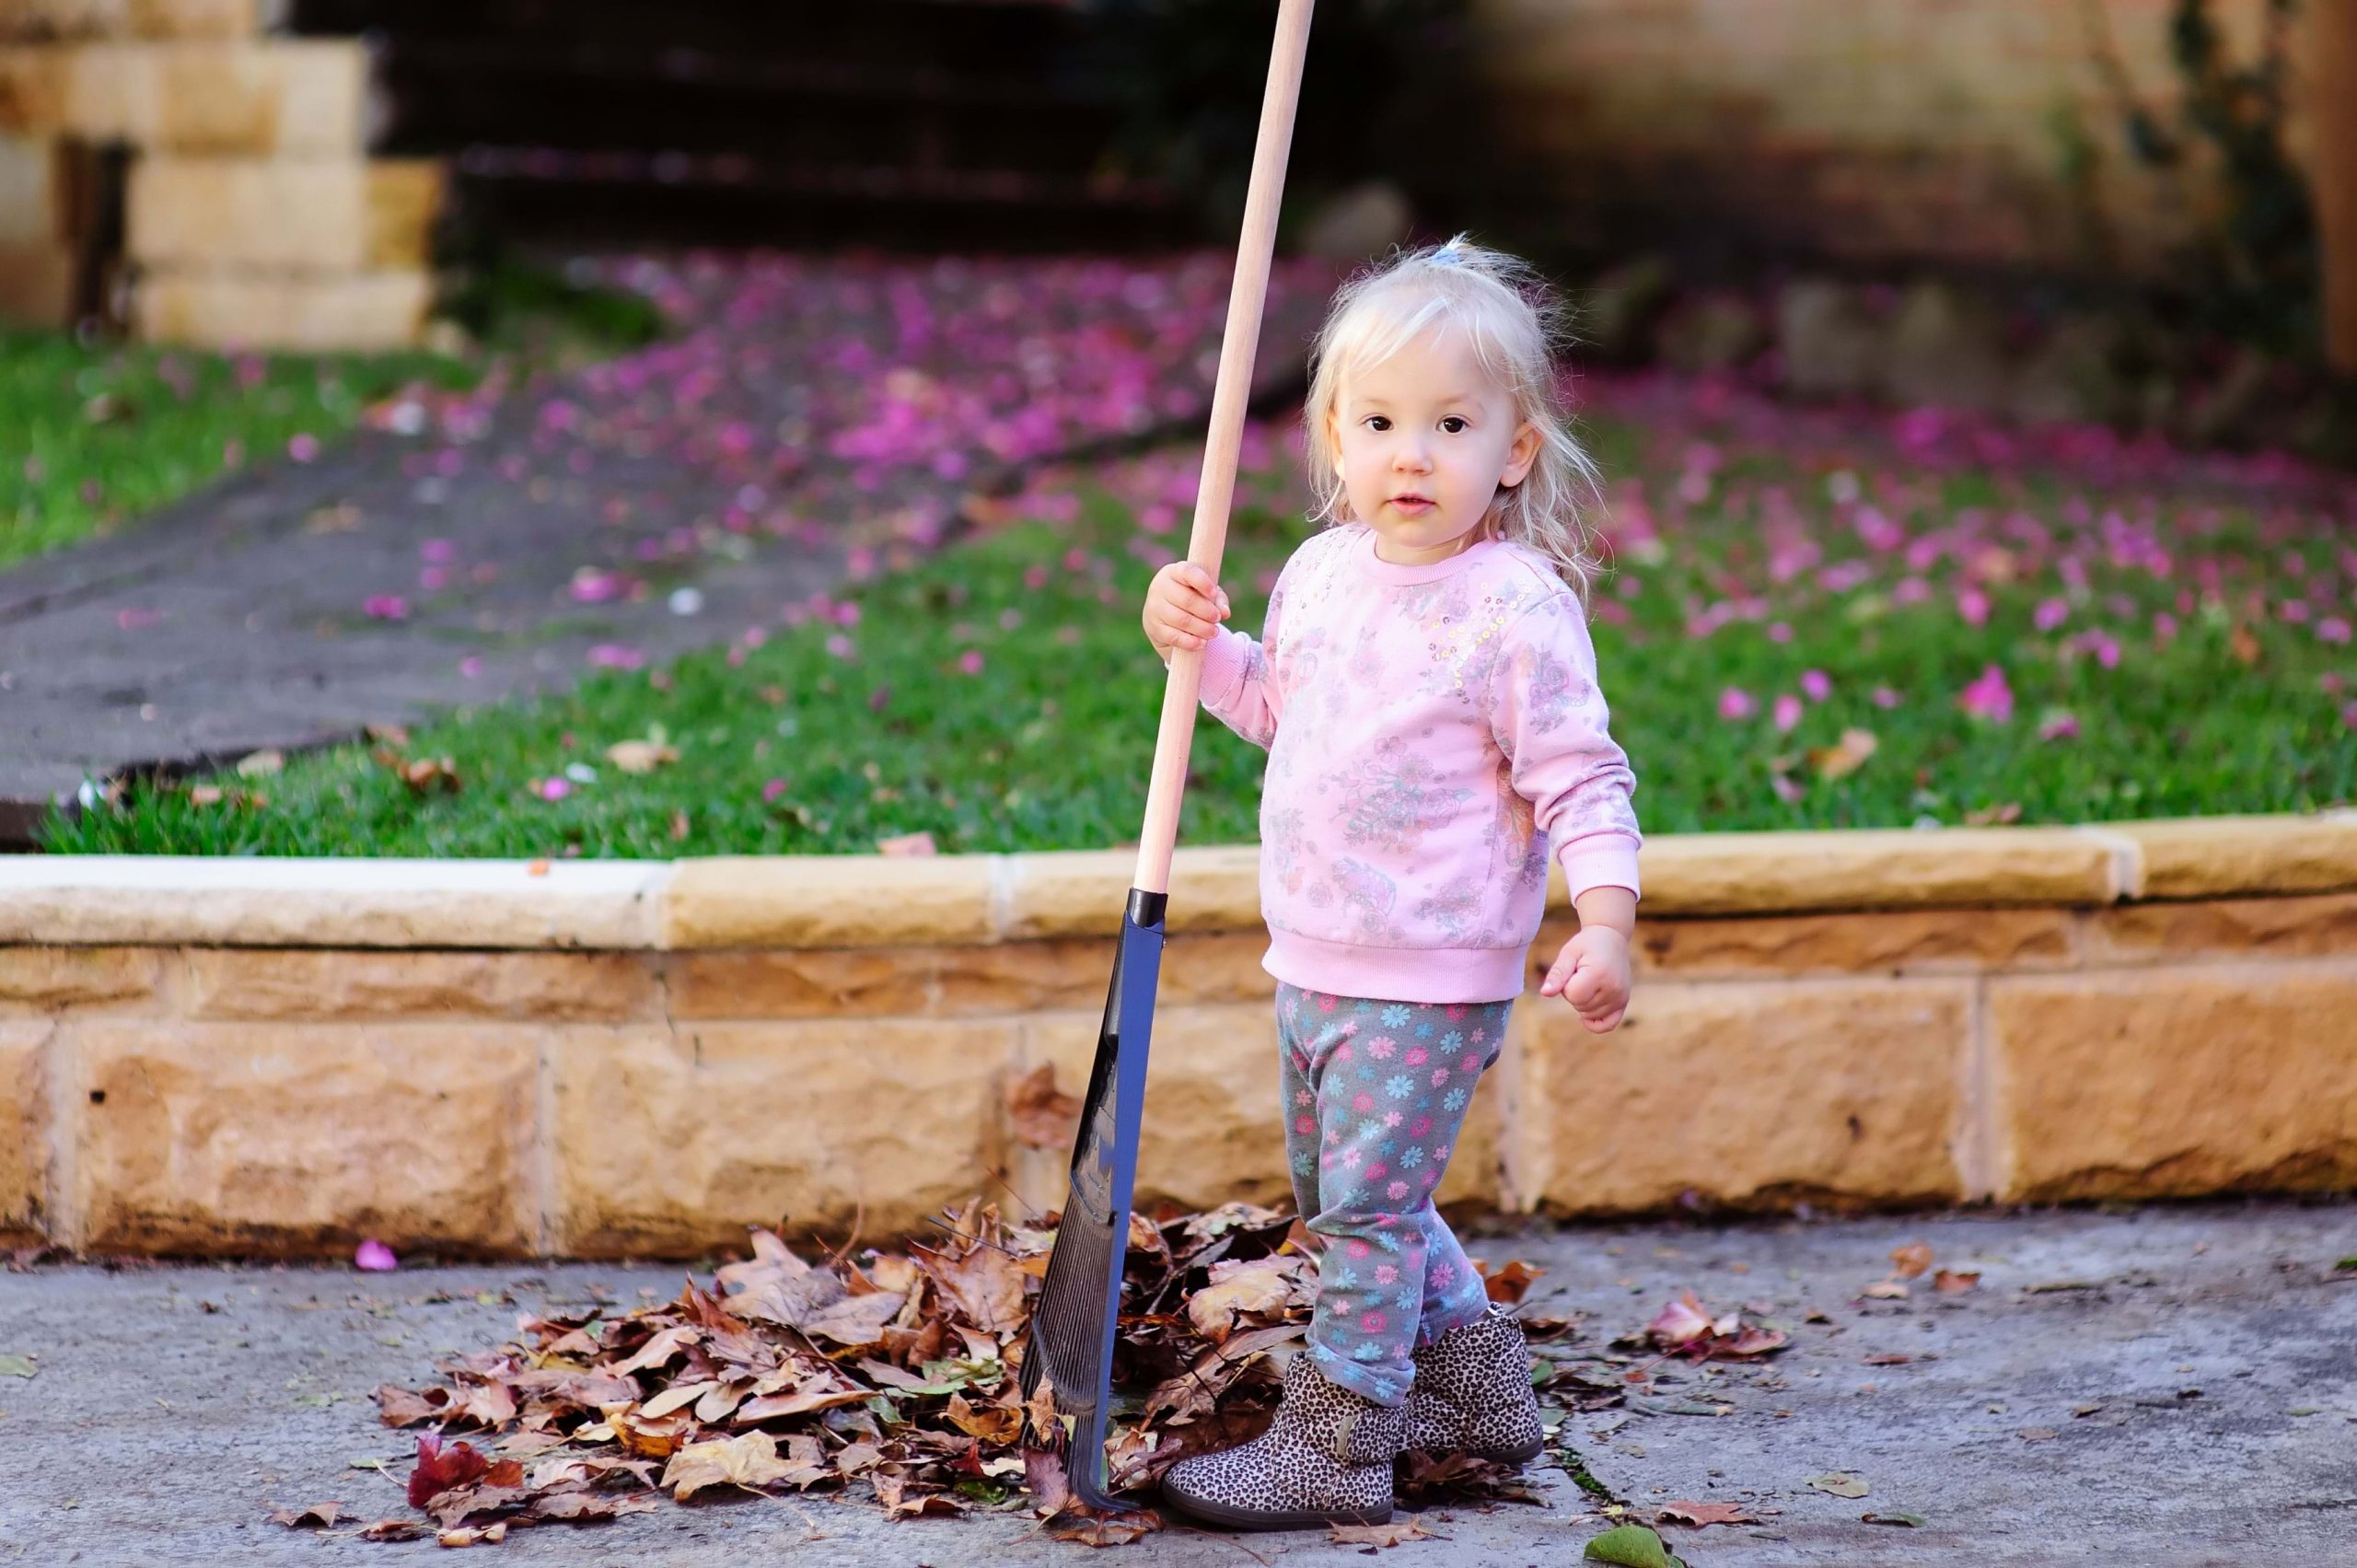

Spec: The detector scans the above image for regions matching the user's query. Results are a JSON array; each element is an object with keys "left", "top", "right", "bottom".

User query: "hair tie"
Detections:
[{"left": 1429, "top": 241, "right": 1464, "bottom": 268}]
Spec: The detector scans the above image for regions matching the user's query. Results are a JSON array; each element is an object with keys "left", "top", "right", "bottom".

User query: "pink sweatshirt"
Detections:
[{"left": 1198, "top": 522, "right": 1642, "bottom": 1004}]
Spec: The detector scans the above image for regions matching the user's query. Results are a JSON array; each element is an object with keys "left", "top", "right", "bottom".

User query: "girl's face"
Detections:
[{"left": 1325, "top": 323, "right": 1539, "bottom": 565}]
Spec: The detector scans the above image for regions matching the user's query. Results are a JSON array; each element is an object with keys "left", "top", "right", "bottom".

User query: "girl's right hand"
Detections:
[{"left": 1143, "top": 562, "right": 1230, "bottom": 662}]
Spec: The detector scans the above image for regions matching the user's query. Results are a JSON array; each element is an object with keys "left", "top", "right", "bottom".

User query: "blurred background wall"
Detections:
[{"left": 0, "top": 0, "right": 2342, "bottom": 384}]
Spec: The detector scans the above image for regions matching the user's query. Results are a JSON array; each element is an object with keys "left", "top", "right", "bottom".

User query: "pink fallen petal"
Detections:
[
  {"left": 878, "top": 831, "right": 938, "bottom": 857},
  {"left": 1718, "top": 688, "right": 1758, "bottom": 722},
  {"left": 1957, "top": 665, "right": 2014, "bottom": 724},
  {"left": 1772, "top": 694, "right": 1803, "bottom": 733},
  {"left": 1871, "top": 686, "right": 1902, "bottom": 709},
  {"left": 364, "top": 595, "right": 409, "bottom": 621},
  {"left": 761, "top": 777, "right": 790, "bottom": 804},
  {"left": 287, "top": 432, "right": 320, "bottom": 463},
  {"left": 1800, "top": 669, "right": 1831, "bottom": 702},
  {"left": 354, "top": 1238, "right": 398, "bottom": 1272},
  {"left": 586, "top": 644, "right": 644, "bottom": 669},
  {"left": 537, "top": 778, "right": 572, "bottom": 801},
  {"left": 958, "top": 650, "right": 985, "bottom": 676}
]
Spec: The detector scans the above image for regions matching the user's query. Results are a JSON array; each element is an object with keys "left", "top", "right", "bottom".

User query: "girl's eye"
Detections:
[
  {"left": 1364, "top": 415, "right": 1389, "bottom": 431},
  {"left": 1440, "top": 416, "right": 1468, "bottom": 434}
]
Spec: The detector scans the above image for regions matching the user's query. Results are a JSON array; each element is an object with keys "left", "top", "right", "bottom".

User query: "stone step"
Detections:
[
  {"left": 0, "top": 0, "right": 267, "bottom": 41},
  {"left": 0, "top": 38, "right": 369, "bottom": 155},
  {"left": 130, "top": 262, "right": 431, "bottom": 348},
  {"left": 126, "top": 154, "right": 438, "bottom": 270}
]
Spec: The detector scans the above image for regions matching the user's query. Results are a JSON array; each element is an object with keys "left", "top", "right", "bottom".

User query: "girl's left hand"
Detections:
[{"left": 1540, "top": 926, "right": 1631, "bottom": 1034}]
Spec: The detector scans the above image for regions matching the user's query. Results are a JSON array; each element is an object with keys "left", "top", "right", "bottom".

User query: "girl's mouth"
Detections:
[{"left": 1390, "top": 496, "right": 1434, "bottom": 515}]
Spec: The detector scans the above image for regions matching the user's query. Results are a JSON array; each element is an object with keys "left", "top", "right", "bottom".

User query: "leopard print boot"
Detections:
[
  {"left": 1402, "top": 1304, "right": 1545, "bottom": 1464},
  {"left": 1159, "top": 1352, "right": 1402, "bottom": 1531}
]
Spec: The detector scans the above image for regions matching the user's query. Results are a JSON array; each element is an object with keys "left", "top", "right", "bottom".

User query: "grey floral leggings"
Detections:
[{"left": 1276, "top": 981, "right": 1511, "bottom": 1407}]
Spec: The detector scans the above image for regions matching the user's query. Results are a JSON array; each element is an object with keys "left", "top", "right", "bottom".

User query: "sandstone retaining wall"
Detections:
[{"left": 2, "top": 813, "right": 2351, "bottom": 1258}]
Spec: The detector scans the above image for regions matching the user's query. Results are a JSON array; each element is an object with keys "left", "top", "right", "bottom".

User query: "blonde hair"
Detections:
[{"left": 1303, "top": 233, "right": 1607, "bottom": 600}]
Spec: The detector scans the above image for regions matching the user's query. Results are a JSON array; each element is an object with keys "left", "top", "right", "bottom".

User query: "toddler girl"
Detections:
[{"left": 1144, "top": 236, "right": 1641, "bottom": 1531}]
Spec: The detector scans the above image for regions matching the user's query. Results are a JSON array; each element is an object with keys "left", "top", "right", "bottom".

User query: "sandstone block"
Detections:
[
  {"left": 932, "top": 939, "right": 1104, "bottom": 1016},
  {"left": 927, "top": 933, "right": 1267, "bottom": 1016},
  {"left": 0, "top": 857, "right": 667, "bottom": 948},
  {"left": 2088, "top": 894, "right": 2357, "bottom": 965},
  {"left": 133, "top": 265, "right": 432, "bottom": 351},
  {"left": 0, "top": 1024, "right": 49, "bottom": 1242},
  {"left": 0, "top": 240, "right": 76, "bottom": 326},
  {"left": 0, "top": 133, "right": 80, "bottom": 246},
  {"left": 666, "top": 947, "right": 935, "bottom": 1019},
  {"left": 1003, "top": 845, "right": 1262, "bottom": 938},
  {"left": 1615, "top": 908, "right": 2076, "bottom": 978},
  {"left": 0, "top": 0, "right": 263, "bottom": 40},
  {"left": 663, "top": 856, "right": 993, "bottom": 949},
  {"left": 128, "top": 156, "right": 439, "bottom": 270},
  {"left": 1009, "top": 1001, "right": 1501, "bottom": 1220},
  {"left": 0, "top": 41, "right": 368, "bottom": 153},
  {"left": 180, "top": 949, "right": 655, "bottom": 1022},
  {"left": 1989, "top": 966, "right": 2357, "bottom": 1202},
  {"left": 73, "top": 1021, "right": 540, "bottom": 1254},
  {"left": 1625, "top": 827, "right": 2125, "bottom": 915},
  {"left": 553, "top": 1018, "right": 1016, "bottom": 1256},
  {"left": 1510, "top": 978, "right": 1970, "bottom": 1214},
  {"left": 0, "top": 947, "right": 157, "bottom": 1012},
  {"left": 2114, "top": 814, "right": 2357, "bottom": 900}
]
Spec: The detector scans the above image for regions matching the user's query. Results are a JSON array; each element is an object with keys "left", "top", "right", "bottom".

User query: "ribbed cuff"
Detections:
[
  {"left": 1558, "top": 833, "right": 1643, "bottom": 904},
  {"left": 1196, "top": 625, "right": 1250, "bottom": 710}
]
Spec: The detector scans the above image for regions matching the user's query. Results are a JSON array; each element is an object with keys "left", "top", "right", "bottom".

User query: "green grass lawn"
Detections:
[
  {"left": 0, "top": 331, "right": 476, "bottom": 567},
  {"left": 41, "top": 406, "right": 2357, "bottom": 857},
  {"left": 0, "top": 262, "right": 665, "bottom": 568}
]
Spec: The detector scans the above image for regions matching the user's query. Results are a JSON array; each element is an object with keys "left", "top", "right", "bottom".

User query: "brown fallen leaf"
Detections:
[
  {"left": 1186, "top": 1255, "right": 1306, "bottom": 1342},
  {"left": 436, "top": 1522, "right": 507, "bottom": 1547},
  {"left": 920, "top": 1240, "right": 1027, "bottom": 1335},
  {"left": 1933, "top": 1269, "right": 1981, "bottom": 1294},
  {"left": 1862, "top": 1282, "right": 1910, "bottom": 1300},
  {"left": 661, "top": 1431, "right": 805, "bottom": 1501},
  {"left": 267, "top": 1501, "right": 354, "bottom": 1529},
  {"left": 2020, "top": 1426, "right": 2059, "bottom": 1442},
  {"left": 1890, "top": 1241, "right": 1933, "bottom": 1279},
  {"left": 375, "top": 1384, "right": 450, "bottom": 1426},
  {"left": 1329, "top": 1516, "right": 1442, "bottom": 1546},
  {"left": 1807, "top": 726, "right": 1878, "bottom": 781},
  {"left": 360, "top": 1518, "right": 427, "bottom": 1541},
  {"left": 1476, "top": 1257, "right": 1545, "bottom": 1306},
  {"left": 946, "top": 1391, "right": 1023, "bottom": 1445},
  {"left": 604, "top": 738, "right": 679, "bottom": 773},
  {"left": 1656, "top": 1499, "right": 1759, "bottom": 1527},
  {"left": 1864, "top": 1353, "right": 1914, "bottom": 1366},
  {"left": 1006, "top": 1062, "right": 1082, "bottom": 1150},
  {"left": 1045, "top": 1500, "right": 1164, "bottom": 1546}
]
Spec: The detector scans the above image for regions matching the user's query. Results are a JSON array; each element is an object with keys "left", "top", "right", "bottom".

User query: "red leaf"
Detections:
[{"left": 407, "top": 1434, "right": 492, "bottom": 1508}]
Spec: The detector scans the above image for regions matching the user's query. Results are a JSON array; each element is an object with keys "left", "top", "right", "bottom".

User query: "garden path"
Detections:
[
  {"left": 1, "top": 1199, "right": 2348, "bottom": 1564},
  {"left": 0, "top": 252, "right": 1334, "bottom": 843}
]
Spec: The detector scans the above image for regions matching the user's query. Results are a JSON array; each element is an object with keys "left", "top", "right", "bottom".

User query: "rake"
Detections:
[{"left": 1016, "top": 0, "right": 1315, "bottom": 1515}]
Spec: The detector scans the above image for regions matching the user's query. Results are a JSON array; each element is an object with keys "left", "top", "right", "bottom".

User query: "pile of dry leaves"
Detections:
[
  {"left": 330, "top": 1200, "right": 1441, "bottom": 1544},
  {"left": 325, "top": 1195, "right": 1795, "bottom": 1549}
]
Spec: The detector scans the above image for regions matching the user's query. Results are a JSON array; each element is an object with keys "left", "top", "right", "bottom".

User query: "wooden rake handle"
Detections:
[{"left": 1132, "top": 0, "right": 1315, "bottom": 898}]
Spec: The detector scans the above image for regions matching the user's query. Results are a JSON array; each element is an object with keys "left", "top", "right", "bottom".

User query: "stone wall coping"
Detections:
[{"left": 3, "top": 811, "right": 2352, "bottom": 949}]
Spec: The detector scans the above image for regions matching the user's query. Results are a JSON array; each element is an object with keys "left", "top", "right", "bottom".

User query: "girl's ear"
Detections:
[{"left": 1501, "top": 418, "right": 1541, "bottom": 488}]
